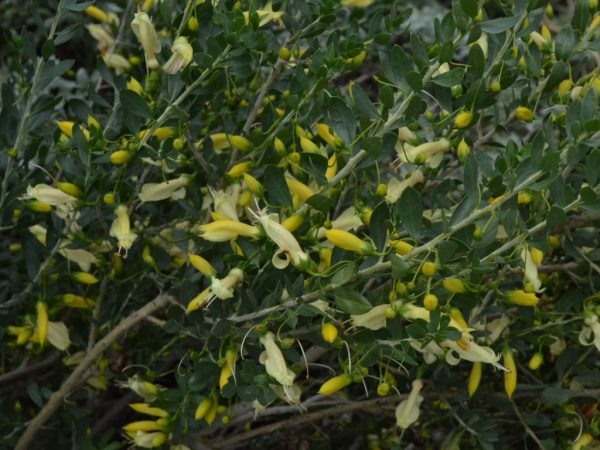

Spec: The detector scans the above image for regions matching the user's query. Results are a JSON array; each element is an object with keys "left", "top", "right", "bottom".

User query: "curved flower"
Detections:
[
  {"left": 196, "top": 219, "right": 260, "bottom": 242},
  {"left": 26, "top": 184, "right": 77, "bottom": 206},
  {"left": 351, "top": 304, "right": 389, "bottom": 330},
  {"left": 396, "top": 139, "right": 450, "bottom": 168},
  {"left": 578, "top": 312, "right": 600, "bottom": 352},
  {"left": 395, "top": 379, "right": 423, "bottom": 429},
  {"left": 385, "top": 170, "right": 424, "bottom": 203},
  {"left": 131, "top": 12, "right": 161, "bottom": 69},
  {"left": 257, "top": 213, "right": 309, "bottom": 269},
  {"left": 110, "top": 205, "right": 138, "bottom": 255},
  {"left": 163, "top": 37, "right": 193, "bottom": 74},
  {"left": 139, "top": 175, "right": 189, "bottom": 202},
  {"left": 186, "top": 268, "right": 244, "bottom": 312},
  {"left": 259, "top": 332, "right": 296, "bottom": 387},
  {"left": 316, "top": 207, "right": 362, "bottom": 239}
]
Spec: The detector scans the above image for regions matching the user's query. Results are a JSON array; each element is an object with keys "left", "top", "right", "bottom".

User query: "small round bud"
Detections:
[
  {"left": 103, "top": 193, "right": 115, "bottom": 205},
  {"left": 384, "top": 307, "right": 397, "bottom": 319},
  {"left": 421, "top": 261, "right": 437, "bottom": 277},
  {"left": 377, "top": 383, "right": 390, "bottom": 397},
  {"left": 375, "top": 183, "right": 387, "bottom": 196},
  {"left": 424, "top": 293, "right": 438, "bottom": 311},
  {"left": 451, "top": 84, "right": 463, "bottom": 98},
  {"left": 321, "top": 323, "right": 338, "bottom": 343},
  {"left": 188, "top": 16, "right": 199, "bottom": 31},
  {"left": 279, "top": 47, "right": 291, "bottom": 61},
  {"left": 173, "top": 137, "right": 185, "bottom": 150},
  {"left": 490, "top": 80, "right": 501, "bottom": 93}
]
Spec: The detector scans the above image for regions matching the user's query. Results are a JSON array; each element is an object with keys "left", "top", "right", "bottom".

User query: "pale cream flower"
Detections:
[
  {"left": 259, "top": 332, "right": 296, "bottom": 387},
  {"left": 139, "top": 175, "right": 189, "bottom": 202},
  {"left": 520, "top": 246, "right": 542, "bottom": 292},
  {"left": 578, "top": 312, "right": 600, "bottom": 352},
  {"left": 186, "top": 268, "right": 244, "bottom": 312},
  {"left": 317, "top": 207, "right": 363, "bottom": 239},
  {"left": 395, "top": 379, "right": 424, "bottom": 429},
  {"left": 341, "top": 0, "right": 375, "bottom": 7},
  {"left": 385, "top": 170, "right": 424, "bottom": 203},
  {"left": 110, "top": 205, "right": 138, "bottom": 255},
  {"left": 163, "top": 37, "right": 193, "bottom": 74},
  {"left": 257, "top": 213, "right": 309, "bottom": 269},
  {"left": 351, "top": 304, "right": 389, "bottom": 330},
  {"left": 211, "top": 185, "right": 240, "bottom": 220},
  {"left": 86, "top": 24, "right": 114, "bottom": 50},
  {"left": 396, "top": 139, "right": 450, "bottom": 168},
  {"left": 131, "top": 12, "right": 161, "bottom": 69},
  {"left": 46, "top": 321, "right": 70, "bottom": 351},
  {"left": 121, "top": 376, "right": 161, "bottom": 402},
  {"left": 26, "top": 184, "right": 77, "bottom": 206},
  {"left": 410, "top": 339, "right": 445, "bottom": 364},
  {"left": 103, "top": 53, "right": 131, "bottom": 74},
  {"left": 243, "top": 2, "right": 284, "bottom": 27}
]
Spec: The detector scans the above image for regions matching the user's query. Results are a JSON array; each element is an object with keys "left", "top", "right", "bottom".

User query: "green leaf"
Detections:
[
  {"left": 406, "top": 322, "right": 428, "bottom": 339},
  {"left": 546, "top": 205, "right": 566, "bottom": 229},
  {"left": 397, "top": 187, "right": 423, "bottom": 238},
  {"left": 586, "top": 149, "right": 600, "bottom": 185},
  {"left": 370, "top": 202, "right": 390, "bottom": 252},
  {"left": 334, "top": 287, "right": 372, "bottom": 315},
  {"left": 540, "top": 387, "right": 570, "bottom": 405},
  {"left": 119, "top": 90, "right": 151, "bottom": 118},
  {"left": 263, "top": 166, "right": 292, "bottom": 207},
  {"left": 306, "top": 194, "right": 333, "bottom": 213},
  {"left": 468, "top": 44, "right": 484, "bottom": 78},
  {"left": 406, "top": 71, "right": 423, "bottom": 92},
  {"left": 431, "top": 68, "right": 465, "bottom": 87},
  {"left": 480, "top": 15, "right": 521, "bottom": 34},
  {"left": 326, "top": 97, "right": 355, "bottom": 143},
  {"left": 555, "top": 26, "right": 577, "bottom": 60},
  {"left": 299, "top": 152, "right": 328, "bottom": 185},
  {"left": 460, "top": 0, "right": 478, "bottom": 17},
  {"left": 350, "top": 83, "right": 379, "bottom": 120}
]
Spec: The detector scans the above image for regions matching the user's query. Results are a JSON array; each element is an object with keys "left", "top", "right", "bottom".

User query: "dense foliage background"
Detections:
[{"left": 2, "top": 0, "right": 600, "bottom": 449}]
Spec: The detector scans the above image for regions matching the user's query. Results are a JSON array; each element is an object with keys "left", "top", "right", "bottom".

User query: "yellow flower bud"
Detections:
[
  {"left": 63, "top": 293, "right": 96, "bottom": 309},
  {"left": 27, "top": 200, "right": 53, "bottom": 213},
  {"left": 558, "top": 79, "right": 573, "bottom": 97},
  {"left": 103, "top": 193, "right": 116, "bottom": 205},
  {"left": 56, "top": 121, "right": 90, "bottom": 140},
  {"left": 72, "top": 271, "right": 100, "bottom": 285},
  {"left": 449, "top": 307, "right": 468, "bottom": 329},
  {"left": 515, "top": 106, "right": 534, "bottom": 122},
  {"left": 549, "top": 234, "right": 561, "bottom": 249},
  {"left": 300, "top": 136, "right": 319, "bottom": 153},
  {"left": 227, "top": 161, "right": 254, "bottom": 178},
  {"left": 278, "top": 47, "right": 291, "bottom": 60},
  {"left": 286, "top": 177, "right": 314, "bottom": 202},
  {"left": 242, "top": 173, "right": 263, "bottom": 196},
  {"left": 517, "top": 191, "right": 533, "bottom": 205},
  {"left": 507, "top": 290, "right": 539, "bottom": 306},
  {"left": 423, "top": 294, "right": 438, "bottom": 311},
  {"left": 454, "top": 111, "right": 473, "bottom": 129},
  {"left": 36, "top": 301, "right": 48, "bottom": 345},
  {"left": 490, "top": 80, "right": 501, "bottom": 93},
  {"left": 468, "top": 361, "right": 482, "bottom": 397},
  {"left": 274, "top": 137, "right": 286, "bottom": 154},
  {"left": 377, "top": 382, "right": 390, "bottom": 396},
  {"left": 129, "top": 403, "right": 168, "bottom": 418},
  {"left": 503, "top": 347, "right": 517, "bottom": 399},
  {"left": 195, "top": 398, "right": 213, "bottom": 420},
  {"left": 528, "top": 351, "right": 543, "bottom": 370},
  {"left": 219, "top": 364, "right": 233, "bottom": 390},
  {"left": 56, "top": 182, "right": 82, "bottom": 198},
  {"left": 188, "top": 16, "right": 199, "bottom": 31},
  {"left": 318, "top": 374, "right": 353, "bottom": 395},
  {"left": 189, "top": 254, "right": 216, "bottom": 277},
  {"left": 127, "top": 76, "right": 145, "bottom": 95},
  {"left": 123, "top": 420, "right": 165, "bottom": 433},
  {"left": 110, "top": 150, "right": 132, "bottom": 165},
  {"left": 282, "top": 214, "right": 304, "bottom": 232},
  {"left": 85, "top": 5, "right": 109, "bottom": 22},
  {"left": 325, "top": 154, "right": 338, "bottom": 181},
  {"left": 390, "top": 239, "right": 414, "bottom": 256},
  {"left": 421, "top": 261, "right": 437, "bottom": 277},
  {"left": 321, "top": 323, "right": 338, "bottom": 343},
  {"left": 375, "top": 183, "right": 388, "bottom": 196},
  {"left": 229, "top": 135, "right": 251, "bottom": 151},
  {"left": 325, "top": 229, "right": 373, "bottom": 255},
  {"left": 443, "top": 277, "right": 466, "bottom": 294}
]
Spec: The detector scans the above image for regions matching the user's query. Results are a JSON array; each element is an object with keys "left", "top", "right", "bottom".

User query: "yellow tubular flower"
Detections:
[
  {"left": 503, "top": 347, "right": 517, "bottom": 399},
  {"left": 122, "top": 420, "right": 164, "bottom": 433},
  {"left": 300, "top": 137, "right": 319, "bottom": 153},
  {"left": 62, "top": 293, "right": 96, "bottom": 309},
  {"left": 56, "top": 121, "right": 90, "bottom": 140},
  {"left": 229, "top": 135, "right": 252, "bottom": 151},
  {"left": 195, "top": 398, "right": 213, "bottom": 420},
  {"left": 219, "top": 350, "right": 236, "bottom": 390},
  {"left": 37, "top": 302, "right": 48, "bottom": 345},
  {"left": 318, "top": 374, "right": 352, "bottom": 395},
  {"left": 110, "top": 205, "right": 138, "bottom": 254},
  {"left": 186, "top": 288, "right": 210, "bottom": 313},
  {"left": 395, "top": 379, "right": 424, "bottom": 429},
  {"left": 316, "top": 123, "right": 337, "bottom": 146},
  {"left": 442, "top": 277, "right": 466, "bottom": 294},
  {"left": 321, "top": 323, "right": 338, "bottom": 343},
  {"left": 197, "top": 220, "right": 260, "bottom": 242},
  {"left": 204, "top": 399, "right": 219, "bottom": 425},
  {"left": 286, "top": 177, "right": 314, "bottom": 202},
  {"left": 325, "top": 229, "right": 373, "bottom": 255},
  {"left": 138, "top": 175, "right": 189, "bottom": 202},
  {"left": 85, "top": 5, "right": 109, "bottom": 22},
  {"left": 341, "top": 0, "right": 375, "bottom": 9},
  {"left": 188, "top": 254, "right": 216, "bottom": 277},
  {"left": 325, "top": 154, "right": 338, "bottom": 181},
  {"left": 129, "top": 403, "right": 168, "bottom": 418},
  {"left": 127, "top": 77, "right": 144, "bottom": 95},
  {"left": 72, "top": 271, "right": 100, "bottom": 285},
  {"left": 507, "top": 290, "right": 540, "bottom": 306},
  {"left": 8, "top": 326, "right": 33, "bottom": 345},
  {"left": 454, "top": 111, "right": 473, "bottom": 129},
  {"left": 468, "top": 362, "right": 482, "bottom": 397}
]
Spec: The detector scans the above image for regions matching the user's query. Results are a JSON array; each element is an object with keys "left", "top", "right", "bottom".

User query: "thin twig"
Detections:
[
  {"left": 0, "top": 353, "right": 61, "bottom": 385},
  {"left": 14, "top": 293, "right": 175, "bottom": 450},
  {"left": 87, "top": 277, "right": 109, "bottom": 350},
  {"left": 512, "top": 400, "right": 547, "bottom": 450}
]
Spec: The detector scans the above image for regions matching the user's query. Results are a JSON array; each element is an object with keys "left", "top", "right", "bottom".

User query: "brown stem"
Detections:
[
  {"left": 0, "top": 352, "right": 61, "bottom": 385},
  {"left": 14, "top": 293, "right": 174, "bottom": 450}
]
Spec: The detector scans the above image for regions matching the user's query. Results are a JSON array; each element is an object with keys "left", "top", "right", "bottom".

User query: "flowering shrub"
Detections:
[{"left": 2, "top": 0, "right": 600, "bottom": 449}]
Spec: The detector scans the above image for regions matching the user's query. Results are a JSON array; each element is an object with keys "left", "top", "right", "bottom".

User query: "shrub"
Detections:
[{"left": 2, "top": 0, "right": 600, "bottom": 449}]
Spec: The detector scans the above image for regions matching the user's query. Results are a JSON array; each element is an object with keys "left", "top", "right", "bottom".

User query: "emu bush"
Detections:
[{"left": 2, "top": 0, "right": 600, "bottom": 449}]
